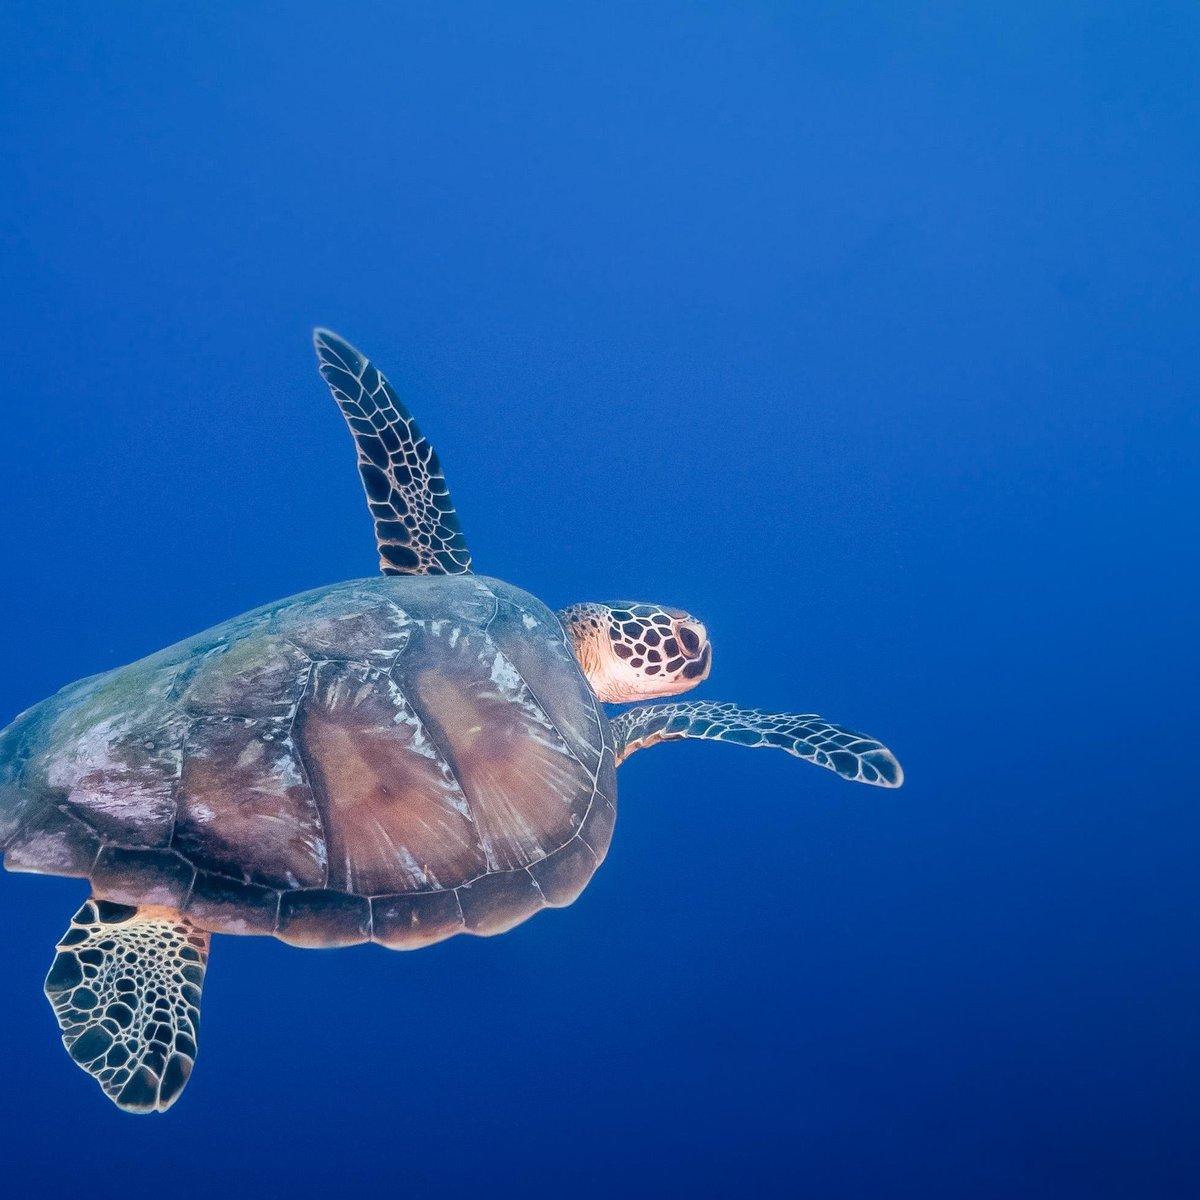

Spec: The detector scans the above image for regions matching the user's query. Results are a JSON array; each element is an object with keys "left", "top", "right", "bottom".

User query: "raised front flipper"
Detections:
[
  {"left": 314, "top": 329, "right": 472, "bottom": 576},
  {"left": 611, "top": 700, "right": 903, "bottom": 787},
  {"left": 45, "top": 900, "right": 210, "bottom": 1113}
]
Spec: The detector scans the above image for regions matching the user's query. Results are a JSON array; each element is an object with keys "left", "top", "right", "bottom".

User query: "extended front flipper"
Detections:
[
  {"left": 314, "top": 329, "right": 473, "bottom": 576},
  {"left": 45, "top": 900, "right": 210, "bottom": 1113},
  {"left": 611, "top": 700, "right": 903, "bottom": 787}
]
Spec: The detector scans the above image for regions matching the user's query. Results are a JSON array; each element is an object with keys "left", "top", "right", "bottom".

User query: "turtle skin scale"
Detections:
[{"left": 0, "top": 575, "right": 616, "bottom": 949}]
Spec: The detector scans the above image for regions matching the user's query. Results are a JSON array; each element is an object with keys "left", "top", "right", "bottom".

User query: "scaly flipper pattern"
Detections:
[
  {"left": 314, "top": 329, "right": 473, "bottom": 576},
  {"left": 611, "top": 701, "right": 903, "bottom": 786},
  {"left": 45, "top": 900, "right": 210, "bottom": 1113}
]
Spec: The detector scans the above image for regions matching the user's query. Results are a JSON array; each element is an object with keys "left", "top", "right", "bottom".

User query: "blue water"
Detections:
[{"left": 2, "top": 4, "right": 1197, "bottom": 1196}]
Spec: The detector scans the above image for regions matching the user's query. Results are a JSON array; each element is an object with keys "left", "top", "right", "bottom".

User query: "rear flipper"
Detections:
[
  {"left": 611, "top": 700, "right": 903, "bottom": 787},
  {"left": 45, "top": 900, "right": 210, "bottom": 1113}
]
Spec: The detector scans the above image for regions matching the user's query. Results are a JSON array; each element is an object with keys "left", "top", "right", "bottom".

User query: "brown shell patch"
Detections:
[
  {"left": 175, "top": 718, "right": 326, "bottom": 890},
  {"left": 396, "top": 623, "right": 594, "bottom": 876},
  {"left": 294, "top": 659, "right": 487, "bottom": 895}
]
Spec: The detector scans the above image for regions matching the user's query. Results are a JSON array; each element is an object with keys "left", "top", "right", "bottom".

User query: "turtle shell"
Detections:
[{"left": 0, "top": 575, "right": 616, "bottom": 949}]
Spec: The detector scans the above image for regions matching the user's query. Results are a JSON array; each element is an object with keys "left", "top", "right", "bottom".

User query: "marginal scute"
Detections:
[
  {"left": 577, "top": 789, "right": 617, "bottom": 862},
  {"left": 528, "top": 836, "right": 599, "bottom": 908},
  {"left": 371, "top": 890, "right": 465, "bottom": 949},
  {"left": 457, "top": 869, "right": 546, "bottom": 936},
  {"left": 184, "top": 872, "right": 281, "bottom": 936},
  {"left": 91, "top": 846, "right": 195, "bottom": 910},
  {"left": 277, "top": 889, "right": 372, "bottom": 948}
]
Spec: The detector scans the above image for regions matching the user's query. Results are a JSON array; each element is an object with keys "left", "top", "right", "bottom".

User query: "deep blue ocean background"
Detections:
[{"left": 2, "top": 4, "right": 1197, "bottom": 1197}]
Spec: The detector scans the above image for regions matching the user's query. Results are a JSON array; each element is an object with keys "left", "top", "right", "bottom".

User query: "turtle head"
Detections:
[{"left": 558, "top": 602, "right": 712, "bottom": 703}]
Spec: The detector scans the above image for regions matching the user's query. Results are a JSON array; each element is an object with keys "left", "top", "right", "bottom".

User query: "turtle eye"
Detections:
[{"left": 677, "top": 622, "right": 705, "bottom": 657}]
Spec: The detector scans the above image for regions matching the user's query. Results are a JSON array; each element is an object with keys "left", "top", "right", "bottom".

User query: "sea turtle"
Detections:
[{"left": 0, "top": 330, "right": 902, "bottom": 1114}]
